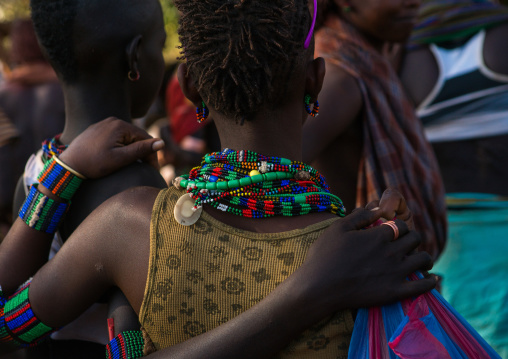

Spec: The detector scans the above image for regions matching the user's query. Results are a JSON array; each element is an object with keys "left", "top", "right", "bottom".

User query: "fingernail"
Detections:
[
  {"left": 152, "top": 140, "right": 165, "bottom": 151},
  {"left": 370, "top": 207, "right": 380, "bottom": 211}
]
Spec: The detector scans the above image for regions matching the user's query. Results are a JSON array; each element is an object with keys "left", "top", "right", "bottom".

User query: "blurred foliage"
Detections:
[
  {"left": 0, "top": 0, "right": 180, "bottom": 63},
  {"left": 160, "top": 0, "right": 181, "bottom": 63},
  {"left": 0, "top": 0, "right": 30, "bottom": 21}
]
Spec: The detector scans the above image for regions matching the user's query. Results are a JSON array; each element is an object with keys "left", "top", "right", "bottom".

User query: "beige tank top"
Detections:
[{"left": 140, "top": 187, "right": 354, "bottom": 357}]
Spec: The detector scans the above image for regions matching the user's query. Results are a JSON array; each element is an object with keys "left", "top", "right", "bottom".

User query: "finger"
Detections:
[
  {"left": 364, "top": 200, "right": 380, "bottom": 210},
  {"left": 119, "top": 122, "right": 153, "bottom": 145},
  {"left": 379, "top": 188, "right": 406, "bottom": 219},
  {"left": 339, "top": 207, "right": 383, "bottom": 232},
  {"left": 396, "top": 276, "right": 437, "bottom": 300},
  {"left": 403, "top": 251, "right": 434, "bottom": 274},
  {"left": 379, "top": 218, "right": 409, "bottom": 241},
  {"left": 113, "top": 138, "right": 164, "bottom": 170},
  {"left": 390, "top": 230, "right": 421, "bottom": 255},
  {"left": 139, "top": 139, "right": 164, "bottom": 170},
  {"left": 142, "top": 148, "right": 161, "bottom": 171}
]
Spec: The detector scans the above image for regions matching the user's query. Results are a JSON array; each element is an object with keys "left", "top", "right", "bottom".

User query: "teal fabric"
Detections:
[{"left": 433, "top": 193, "right": 508, "bottom": 358}]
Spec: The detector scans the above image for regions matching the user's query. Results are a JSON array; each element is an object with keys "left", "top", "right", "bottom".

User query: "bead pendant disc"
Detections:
[{"left": 174, "top": 193, "right": 203, "bottom": 226}]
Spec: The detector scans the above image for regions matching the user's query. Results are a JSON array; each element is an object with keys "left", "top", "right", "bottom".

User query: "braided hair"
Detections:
[
  {"left": 175, "top": 0, "right": 312, "bottom": 121},
  {"left": 30, "top": 0, "right": 79, "bottom": 83}
]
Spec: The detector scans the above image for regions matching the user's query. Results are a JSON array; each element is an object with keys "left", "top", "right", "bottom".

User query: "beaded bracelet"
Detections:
[
  {"left": 0, "top": 287, "right": 20, "bottom": 346},
  {"left": 106, "top": 330, "right": 145, "bottom": 359},
  {"left": 18, "top": 185, "right": 69, "bottom": 234},
  {"left": 0, "top": 281, "right": 56, "bottom": 347},
  {"left": 38, "top": 156, "right": 85, "bottom": 201}
]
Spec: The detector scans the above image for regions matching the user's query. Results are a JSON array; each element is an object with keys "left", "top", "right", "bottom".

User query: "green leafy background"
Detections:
[{"left": 0, "top": 0, "right": 181, "bottom": 61}]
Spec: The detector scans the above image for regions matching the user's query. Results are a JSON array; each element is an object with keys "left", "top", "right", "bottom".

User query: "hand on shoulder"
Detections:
[
  {"left": 59, "top": 117, "right": 165, "bottom": 179},
  {"left": 295, "top": 194, "right": 435, "bottom": 316}
]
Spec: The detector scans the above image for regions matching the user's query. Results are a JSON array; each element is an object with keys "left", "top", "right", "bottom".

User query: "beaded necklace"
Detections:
[
  {"left": 41, "top": 134, "right": 68, "bottom": 163},
  {"left": 174, "top": 148, "right": 345, "bottom": 220}
]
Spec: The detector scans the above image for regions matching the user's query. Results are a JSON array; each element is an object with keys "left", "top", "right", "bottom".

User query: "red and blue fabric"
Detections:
[{"left": 348, "top": 271, "right": 501, "bottom": 358}]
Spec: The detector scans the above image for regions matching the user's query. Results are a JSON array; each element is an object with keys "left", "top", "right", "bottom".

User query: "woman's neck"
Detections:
[
  {"left": 213, "top": 106, "right": 304, "bottom": 162},
  {"left": 60, "top": 83, "right": 132, "bottom": 144}
]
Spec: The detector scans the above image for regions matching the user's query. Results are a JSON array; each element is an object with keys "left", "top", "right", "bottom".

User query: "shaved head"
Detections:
[{"left": 31, "top": 0, "right": 161, "bottom": 83}]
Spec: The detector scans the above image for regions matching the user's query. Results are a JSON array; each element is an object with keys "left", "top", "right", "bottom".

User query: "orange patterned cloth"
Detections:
[{"left": 316, "top": 18, "right": 447, "bottom": 259}]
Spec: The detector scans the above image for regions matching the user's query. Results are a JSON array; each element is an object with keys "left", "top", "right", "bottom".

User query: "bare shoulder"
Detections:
[
  {"left": 321, "top": 60, "right": 363, "bottom": 125},
  {"left": 108, "top": 185, "right": 163, "bottom": 216},
  {"left": 68, "top": 185, "right": 161, "bottom": 244},
  {"left": 484, "top": 23, "right": 508, "bottom": 75},
  {"left": 323, "top": 61, "right": 362, "bottom": 102},
  {"left": 60, "top": 162, "right": 167, "bottom": 238},
  {"left": 302, "top": 60, "right": 362, "bottom": 163}
]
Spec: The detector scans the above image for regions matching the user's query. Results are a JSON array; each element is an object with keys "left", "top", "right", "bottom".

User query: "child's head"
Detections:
[
  {"left": 175, "top": 0, "right": 314, "bottom": 122},
  {"left": 30, "top": 0, "right": 166, "bottom": 117},
  {"left": 317, "top": 0, "right": 420, "bottom": 43}
]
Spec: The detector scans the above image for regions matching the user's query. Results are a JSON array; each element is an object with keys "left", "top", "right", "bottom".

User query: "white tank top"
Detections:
[{"left": 416, "top": 30, "right": 508, "bottom": 142}]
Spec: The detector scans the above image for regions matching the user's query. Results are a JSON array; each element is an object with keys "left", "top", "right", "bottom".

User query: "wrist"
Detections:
[
  {"left": 289, "top": 264, "right": 349, "bottom": 322},
  {"left": 18, "top": 156, "right": 87, "bottom": 234},
  {"left": 268, "top": 267, "right": 330, "bottom": 335},
  {"left": 18, "top": 185, "right": 69, "bottom": 234},
  {"left": 38, "top": 156, "right": 85, "bottom": 200},
  {"left": 58, "top": 151, "right": 87, "bottom": 179}
]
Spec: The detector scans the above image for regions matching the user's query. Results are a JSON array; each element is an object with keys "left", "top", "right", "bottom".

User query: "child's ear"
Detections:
[
  {"left": 177, "top": 63, "right": 202, "bottom": 105},
  {"left": 126, "top": 35, "right": 143, "bottom": 78},
  {"left": 305, "top": 57, "right": 325, "bottom": 103}
]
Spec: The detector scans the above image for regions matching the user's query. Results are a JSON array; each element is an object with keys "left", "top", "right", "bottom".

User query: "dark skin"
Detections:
[
  {"left": 8, "top": 1, "right": 167, "bottom": 355},
  {"left": 0, "top": 119, "right": 434, "bottom": 358},
  {"left": 399, "top": 22, "right": 508, "bottom": 195},
  {"left": 302, "top": 0, "right": 420, "bottom": 211},
  {"left": 12, "top": 0, "right": 168, "bottom": 237},
  {"left": 0, "top": 38, "right": 436, "bottom": 357}
]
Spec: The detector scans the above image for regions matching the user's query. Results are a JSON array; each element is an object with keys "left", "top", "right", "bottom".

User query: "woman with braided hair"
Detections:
[{"left": 0, "top": 0, "right": 436, "bottom": 357}]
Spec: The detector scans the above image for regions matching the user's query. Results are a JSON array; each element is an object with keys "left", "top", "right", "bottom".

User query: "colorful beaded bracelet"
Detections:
[
  {"left": 37, "top": 156, "right": 85, "bottom": 201},
  {"left": 0, "top": 280, "right": 56, "bottom": 347},
  {"left": 0, "top": 287, "right": 20, "bottom": 346},
  {"left": 18, "top": 185, "right": 69, "bottom": 234},
  {"left": 106, "top": 330, "right": 145, "bottom": 359}
]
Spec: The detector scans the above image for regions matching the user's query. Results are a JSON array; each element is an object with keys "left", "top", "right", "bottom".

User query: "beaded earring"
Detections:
[
  {"left": 196, "top": 101, "right": 209, "bottom": 123},
  {"left": 304, "top": 94, "right": 319, "bottom": 117}
]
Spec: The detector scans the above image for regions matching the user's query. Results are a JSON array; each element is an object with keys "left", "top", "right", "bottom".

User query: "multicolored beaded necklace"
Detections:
[
  {"left": 174, "top": 148, "right": 345, "bottom": 219},
  {"left": 41, "top": 134, "right": 68, "bottom": 163}
]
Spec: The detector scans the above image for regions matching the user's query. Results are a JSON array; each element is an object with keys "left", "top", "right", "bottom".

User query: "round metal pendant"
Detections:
[{"left": 174, "top": 193, "right": 202, "bottom": 226}]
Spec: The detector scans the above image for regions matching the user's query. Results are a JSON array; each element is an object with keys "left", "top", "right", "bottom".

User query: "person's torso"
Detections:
[
  {"left": 140, "top": 187, "right": 354, "bottom": 357},
  {"left": 416, "top": 30, "right": 508, "bottom": 143},
  {"left": 401, "top": 26, "right": 508, "bottom": 195}
]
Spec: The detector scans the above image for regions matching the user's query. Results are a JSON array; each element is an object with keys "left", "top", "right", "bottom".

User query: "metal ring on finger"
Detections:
[{"left": 381, "top": 220, "right": 399, "bottom": 240}]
